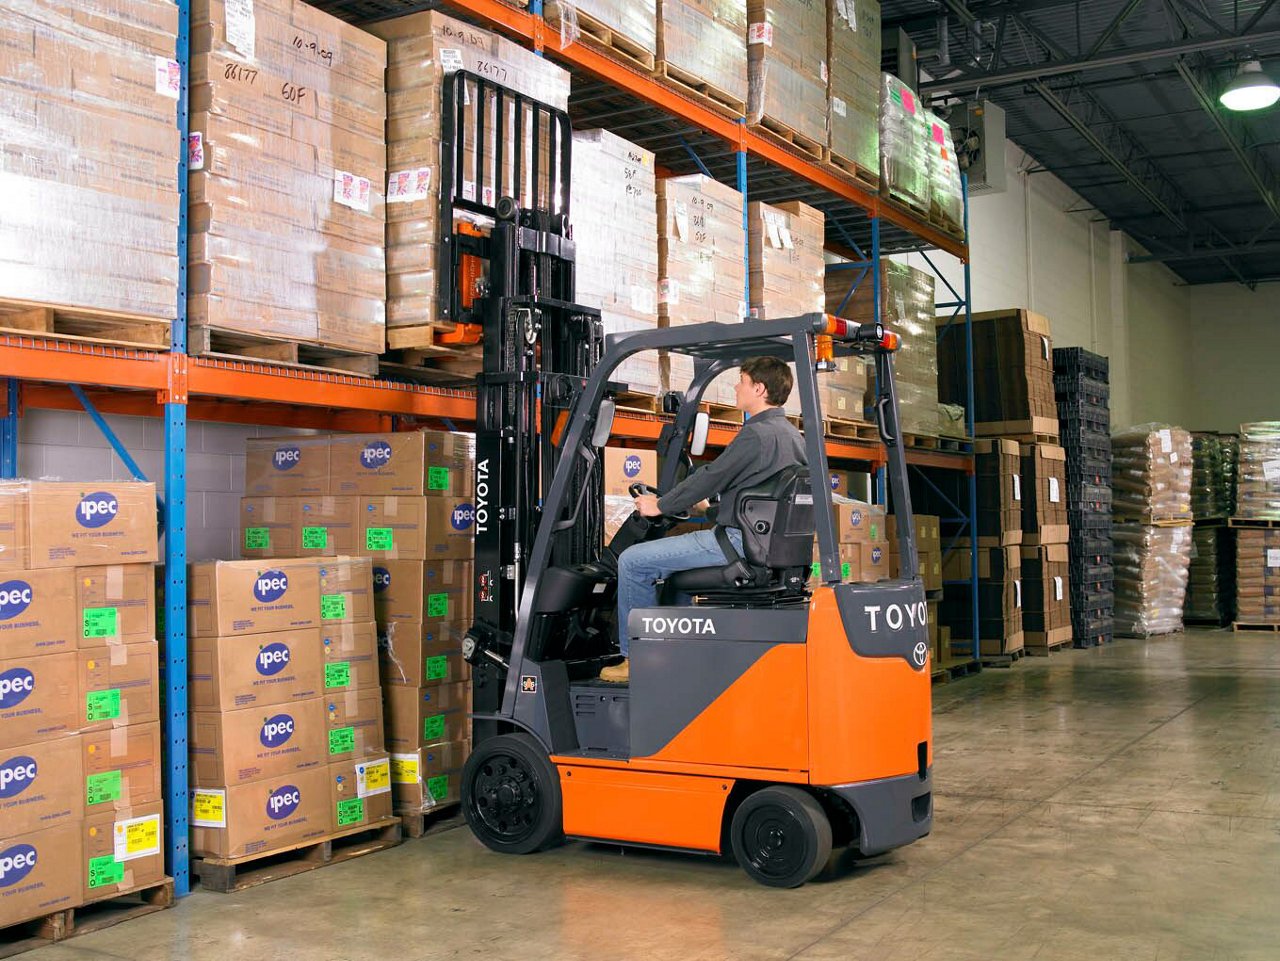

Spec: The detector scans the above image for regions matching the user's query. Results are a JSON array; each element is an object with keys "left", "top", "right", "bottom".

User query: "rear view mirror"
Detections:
[
  {"left": 690, "top": 410, "right": 710, "bottom": 457},
  {"left": 591, "top": 400, "right": 616, "bottom": 448}
]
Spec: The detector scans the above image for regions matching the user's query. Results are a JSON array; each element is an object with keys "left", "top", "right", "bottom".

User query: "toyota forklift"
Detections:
[{"left": 441, "top": 71, "right": 932, "bottom": 888}]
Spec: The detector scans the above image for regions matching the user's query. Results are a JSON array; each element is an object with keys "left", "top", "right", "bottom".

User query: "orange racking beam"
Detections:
[{"left": 0, "top": 338, "right": 168, "bottom": 392}]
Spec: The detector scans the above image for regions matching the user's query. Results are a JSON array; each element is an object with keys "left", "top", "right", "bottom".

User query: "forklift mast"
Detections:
[{"left": 436, "top": 71, "right": 602, "bottom": 728}]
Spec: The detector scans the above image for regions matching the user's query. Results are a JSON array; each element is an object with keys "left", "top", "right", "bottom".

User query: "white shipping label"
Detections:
[
  {"left": 333, "top": 170, "right": 371, "bottom": 212},
  {"left": 1159, "top": 428, "right": 1173, "bottom": 453},
  {"left": 439, "top": 48, "right": 465, "bottom": 73},
  {"left": 779, "top": 226, "right": 794, "bottom": 250},
  {"left": 1263, "top": 460, "right": 1280, "bottom": 482},
  {"left": 114, "top": 813, "right": 162, "bottom": 862},
  {"left": 658, "top": 278, "right": 679, "bottom": 306},
  {"left": 747, "top": 22, "right": 774, "bottom": 45},
  {"left": 1170, "top": 451, "right": 1179, "bottom": 464},
  {"left": 836, "top": 0, "right": 858, "bottom": 30},
  {"left": 820, "top": 61, "right": 828, "bottom": 82},
  {"left": 1013, "top": 473, "right": 1022, "bottom": 501},
  {"left": 673, "top": 200, "right": 689, "bottom": 242},
  {"left": 767, "top": 221, "right": 782, "bottom": 248},
  {"left": 1014, "top": 580, "right": 1022, "bottom": 608},
  {"left": 1041, "top": 336, "right": 1050, "bottom": 360},
  {"left": 1269, "top": 549, "right": 1280, "bottom": 568},
  {"left": 462, "top": 180, "right": 476, "bottom": 201},
  {"left": 1054, "top": 576, "right": 1063, "bottom": 602},
  {"left": 630, "top": 285, "right": 656, "bottom": 316},
  {"left": 188, "top": 132, "right": 204, "bottom": 171},
  {"left": 355, "top": 758, "right": 391, "bottom": 798},
  {"left": 154, "top": 57, "right": 181, "bottom": 99},
  {"left": 1049, "top": 476, "right": 1061, "bottom": 503},
  {"left": 387, "top": 167, "right": 431, "bottom": 204},
  {"left": 832, "top": 96, "right": 848, "bottom": 118},
  {"left": 225, "top": 0, "right": 255, "bottom": 59}
]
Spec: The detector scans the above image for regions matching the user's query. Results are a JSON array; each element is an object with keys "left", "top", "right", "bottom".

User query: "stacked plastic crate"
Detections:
[{"left": 1053, "top": 347, "right": 1113, "bottom": 647}]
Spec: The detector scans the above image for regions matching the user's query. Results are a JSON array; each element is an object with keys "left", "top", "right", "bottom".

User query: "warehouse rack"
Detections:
[{"left": 0, "top": 0, "right": 976, "bottom": 897}]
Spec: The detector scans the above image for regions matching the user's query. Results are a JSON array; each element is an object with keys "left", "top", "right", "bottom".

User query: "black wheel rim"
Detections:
[
  {"left": 741, "top": 806, "right": 809, "bottom": 882},
  {"left": 468, "top": 750, "right": 543, "bottom": 844}
]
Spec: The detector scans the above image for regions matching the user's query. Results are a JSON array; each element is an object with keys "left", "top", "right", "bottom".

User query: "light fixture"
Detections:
[{"left": 1219, "top": 60, "right": 1280, "bottom": 112}]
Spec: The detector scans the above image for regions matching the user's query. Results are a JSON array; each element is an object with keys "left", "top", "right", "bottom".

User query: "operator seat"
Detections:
[{"left": 664, "top": 464, "right": 815, "bottom": 602}]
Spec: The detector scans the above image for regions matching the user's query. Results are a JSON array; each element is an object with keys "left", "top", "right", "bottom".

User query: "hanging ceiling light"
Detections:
[{"left": 1219, "top": 60, "right": 1280, "bottom": 112}]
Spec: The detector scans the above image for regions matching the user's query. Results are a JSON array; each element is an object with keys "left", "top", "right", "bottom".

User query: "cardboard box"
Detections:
[
  {"left": 602, "top": 448, "right": 658, "bottom": 498},
  {"left": 373, "top": 560, "right": 473, "bottom": 629},
  {"left": 190, "top": 628, "right": 324, "bottom": 711},
  {"left": 383, "top": 681, "right": 471, "bottom": 753},
  {"left": 356, "top": 496, "right": 476, "bottom": 561},
  {"left": 293, "top": 496, "right": 359, "bottom": 557},
  {"left": 1022, "top": 544, "right": 1072, "bottom": 642},
  {"left": 1021, "top": 443, "right": 1069, "bottom": 544},
  {"left": 390, "top": 740, "right": 469, "bottom": 810},
  {"left": 82, "top": 721, "right": 162, "bottom": 815},
  {"left": 190, "top": 766, "right": 332, "bottom": 859},
  {"left": 0, "top": 651, "right": 79, "bottom": 748},
  {"left": 323, "top": 686, "right": 385, "bottom": 761},
  {"left": 0, "top": 734, "right": 82, "bottom": 834},
  {"left": 190, "top": 696, "right": 327, "bottom": 787},
  {"left": 328, "top": 756, "right": 392, "bottom": 828},
  {"left": 320, "top": 621, "right": 379, "bottom": 693},
  {"left": 0, "top": 482, "right": 29, "bottom": 573},
  {"left": 77, "top": 565, "right": 156, "bottom": 648},
  {"left": 831, "top": 500, "right": 887, "bottom": 545},
  {"left": 79, "top": 642, "right": 160, "bottom": 732},
  {"left": 943, "top": 546, "right": 1021, "bottom": 582},
  {"left": 27, "top": 482, "right": 158, "bottom": 568},
  {"left": 0, "top": 823, "right": 82, "bottom": 927},
  {"left": 0, "top": 567, "right": 78, "bottom": 657},
  {"left": 329, "top": 431, "right": 475, "bottom": 497},
  {"left": 82, "top": 801, "right": 164, "bottom": 902},
  {"left": 380, "top": 621, "right": 471, "bottom": 688},
  {"left": 245, "top": 436, "right": 330, "bottom": 497},
  {"left": 240, "top": 497, "right": 299, "bottom": 559},
  {"left": 189, "top": 559, "right": 321, "bottom": 637},
  {"left": 318, "top": 556, "right": 374, "bottom": 625}
]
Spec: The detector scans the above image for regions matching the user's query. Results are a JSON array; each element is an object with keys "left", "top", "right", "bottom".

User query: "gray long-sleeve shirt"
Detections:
[{"left": 657, "top": 407, "right": 807, "bottom": 523}]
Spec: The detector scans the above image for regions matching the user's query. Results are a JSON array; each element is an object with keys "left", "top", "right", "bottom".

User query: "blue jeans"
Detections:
[{"left": 615, "top": 527, "right": 744, "bottom": 656}]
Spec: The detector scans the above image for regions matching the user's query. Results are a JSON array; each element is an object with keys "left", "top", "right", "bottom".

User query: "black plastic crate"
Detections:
[{"left": 1053, "top": 346, "right": 1110, "bottom": 382}]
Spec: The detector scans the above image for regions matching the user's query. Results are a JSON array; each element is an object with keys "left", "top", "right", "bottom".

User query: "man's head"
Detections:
[{"left": 735, "top": 357, "right": 793, "bottom": 415}]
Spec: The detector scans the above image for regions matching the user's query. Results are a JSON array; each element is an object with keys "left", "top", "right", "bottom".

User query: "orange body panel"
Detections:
[
  {"left": 806, "top": 586, "right": 933, "bottom": 786},
  {"left": 558, "top": 764, "right": 732, "bottom": 852}
]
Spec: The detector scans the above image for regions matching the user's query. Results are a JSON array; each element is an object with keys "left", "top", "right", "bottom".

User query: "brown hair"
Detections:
[{"left": 740, "top": 357, "right": 793, "bottom": 406}]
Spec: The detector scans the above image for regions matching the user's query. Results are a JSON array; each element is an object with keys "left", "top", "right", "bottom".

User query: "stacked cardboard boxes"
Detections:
[
  {"left": 0, "top": 0, "right": 180, "bottom": 319},
  {"left": 827, "top": 0, "right": 881, "bottom": 179},
  {"left": 813, "top": 499, "right": 887, "bottom": 583},
  {"left": 189, "top": 0, "right": 387, "bottom": 353},
  {"left": 1020, "top": 444, "right": 1068, "bottom": 545},
  {"left": 886, "top": 514, "right": 943, "bottom": 593},
  {"left": 1230, "top": 423, "right": 1280, "bottom": 626},
  {"left": 1020, "top": 443, "right": 1072, "bottom": 652},
  {"left": 550, "top": 0, "right": 657, "bottom": 57},
  {"left": 655, "top": 0, "right": 747, "bottom": 107},
  {"left": 748, "top": 201, "right": 824, "bottom": 321},
  {"left": 1234, "top": 529, "right": 1280, "bottom": 625},
  {"left": 746, "top": 0, "right": 828, "bottom": 146},
  {"left": 0, "top": 482, "right": 164, "bottom": 927}
]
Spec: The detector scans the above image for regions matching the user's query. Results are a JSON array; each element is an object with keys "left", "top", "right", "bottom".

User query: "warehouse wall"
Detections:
[{"left": 1186, "top": 283, "right": 1280, "bottom": 432}]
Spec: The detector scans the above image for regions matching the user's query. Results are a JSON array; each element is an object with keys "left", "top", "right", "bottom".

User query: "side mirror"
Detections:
[
  {"left": 690, "top": 410, "right": 710, "bottom": 457},
  {"left": 591, "top": 399, "right": 616, "bottom": 448}
]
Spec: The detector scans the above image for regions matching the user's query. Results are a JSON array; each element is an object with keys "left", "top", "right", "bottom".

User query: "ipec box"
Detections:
[
  {"left": 602, "top": 448, "right": 657, "bottom": 498},
  {"left": 190, "top": 696, "right": 327, "bottom": 787},
  {"left": 296, "top": 497, "right": 359, "bottom": 557},
  {"left": 76, "top": 564, "right": 156, "bottom": 647},
  {"left": 380, "top": 620, "right": 470, "bottom": 687},
  {"left": 26, "top": 482, "right": 158, "bottom": 569},
  {"left": 390, "top": 739, "right": 469, "bottom": 810},
  {"left": 324, "top": 687, "right": 385, "bottom": 761},
  {"left": 320, "top": 621, "right": 379, "bottom": 693},
  {"left": 82, "top": 721, "right": 163, "bottom": 815},
  {"left": 82, "top": 801, "right": 164, "bottom": 902},
  {"left": 245, "top": 435, "right": 329, "bottom": 497},
  {"left": 190, "top": 766, "right": 332, "bottom": 859},
  {"left": 329, "top": 431, "right": 475, "bottom": 497},
  {"left": 372, "top": 560, "right": 473, "bottom": 629},
  {"left": 189, "top": 559, "right": 321, "bottom": 637},
  {"left": 0, "top": 568, "right": 77, "bottom": 657},
  {"left": 0, "top": 822, "right": 82, "bottom": 927},
  {"left": 0, "top": 651, "right": 79, "bottom": 748},
  {"left": 383, "top": 681, "right": 471, "bottom": 752},
  {"left": 356, "top": 497, "right": 477, "bottom": 561},
  {"left": 79, "top": 642, "right": 160, "bottom": 732},
  {"left": 328, "top": 757, "right": 392, "bottom": 828},
  {"left": 0, "top": 734, "right": 81, "bottom": 835},
  {"left": 190, "top": 628, "right": 323, "bottom": 712},
  {"left": 239, "top": 497, "right": 299, "bottom": 559},
  {"left": 317, "top": 556, "right": 374, "bottom": 625}
]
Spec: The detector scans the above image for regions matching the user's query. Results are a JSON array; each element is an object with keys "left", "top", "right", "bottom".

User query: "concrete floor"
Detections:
[{"left": 38, "top": 629, "right": 1280, "bottom": 961}]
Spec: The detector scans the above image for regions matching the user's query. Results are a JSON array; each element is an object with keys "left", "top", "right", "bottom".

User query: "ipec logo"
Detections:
[
  {"left": 373, "top": 567, "right": 391, "bottom": 593},
  {"left": 76, "top": 491, "right": 119, "bottom": 529},
  {"left": 256, "top": 642, "right": 291, "bottom": 677},
  {"left": 0, "top": 668, "right": 35, "bottom": 710},
  {"left": 0, "top": 581, "right": 33, "bottom": 620},
  {"left": 622, "top": 455, "right": 643, "bottom": 478},
  {"left": 266, "top": 785, "right": 301, "bottom": 821},
  {"left": 260, "top": 714, "right": 295, "bottom": 748},
  {"left": 871, "top": 546, "right": 883, "bottom": 564},
  {"left": 273, "top": 446, "right": 302, "bottom": 471},
  {"left": 850, "top": 509, "right": 863, "bottom": 527},
  {"left": 360, "top": 441, "right": 393, "bottom": 470},
  {"left": 451, "top": 504, "right": 475, "bottom": 531},
  {"left": 829, "top": 474, "right": 840, "bottom": 490},
  {"left": 0, "top": 756, "right": 37, "bottom": 799},
  {"left": 0, "top": 844, "right": 37, "bottom": 888},
  {"left": 254, "top": 570, "right": 289, "bottom": 603}
]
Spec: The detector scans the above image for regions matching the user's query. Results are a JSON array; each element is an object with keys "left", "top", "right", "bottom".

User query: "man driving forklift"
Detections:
[{"left": 603, "top": 357, "right": 806, "bottom": 683}]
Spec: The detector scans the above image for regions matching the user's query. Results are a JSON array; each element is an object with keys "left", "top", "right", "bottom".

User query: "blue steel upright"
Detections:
[
  {"left": 0, "top": 379, "right": 17, "bottom": 478},
  {"left": 737, "top": 120, "right": 749, "bottom": 314},
  {"left": 962, "top": 175, "right": 978, "bottom": 661}
]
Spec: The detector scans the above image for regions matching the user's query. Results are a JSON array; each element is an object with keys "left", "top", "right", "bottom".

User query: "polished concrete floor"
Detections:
[{"left": 39, "top": 629, "right": 1280, "bottom": 961}]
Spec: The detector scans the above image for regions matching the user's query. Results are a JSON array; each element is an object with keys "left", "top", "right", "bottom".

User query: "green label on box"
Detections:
[
  {"left": 842, "top": 562, "right": 852, "bottom": 580},
  {"left": 86, "top": 770, "right": 123, "bottom": 805},
  {"left": 425, "top": 655, "right": 448, "bottom": 682},
  {"left": 427, "top": 775, "right": 450, "bottom": 802},
  {"left": 83, "top": 607, "right": 118, "bottom": 640},
  {"left": 423, "top": 713, "right": 446, "bottom": 742},
  {"left": 329, "top": 726, "right": 355, "bottom": 755},
  {"left": 321, "top": 594, "right": 347, "bottom": 620},
  {"left": 427, "top": 466, "right": 451, "bottom": 491},
  {"left": 336, "top": 796, "right": 365, "bottom": 827},
  {"left": 366, "top": 527, "right": 393, "bottom": 551},
  {"left": 302, "top": 526, "right": 328, "bottom": 550},
  {"left": 426, "top": 593, "right": 449, "bottom": 618},
  {"left": 325, "top": 661, "right": 351, "bottom": 689},
  {"left": 86, "top": 689, "right": 121, "bottom": 722},
  {"left": 88, "top": 855, "right": 124, "bottom": 889},
  {"left": 244, "top": 527, "right": 270, "bottom": 550},
  {"left": 870, "top": 523, "right": 879, "bottom": 541}
]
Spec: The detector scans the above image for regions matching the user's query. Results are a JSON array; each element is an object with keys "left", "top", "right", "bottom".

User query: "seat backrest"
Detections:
[{"left": 734, "top": 465, "right": 816, "bottom": 571}]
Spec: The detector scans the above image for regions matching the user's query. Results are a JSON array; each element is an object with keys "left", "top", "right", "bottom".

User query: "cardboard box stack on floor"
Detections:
[
  {"left": 746, "top": 0, "right": 828, "bottom": 145},
  {"left": 885, "top": 514, "right": 942, "bottom": 660},
  {"left": 1020, "top": 443, "right": 1072, "bottom": 652},
  {"left": 188, "top": 0, "right": 387, "bottom": 354},
  {"left": 813, "top": 499, "right": 888, "bottom": 584},
  {"left": 1229, "top": 423, "right": 1280, "bottom": 626},
  {"left": 656, "top": 0, "right": 747, "bottom": 107},
  {"left": 827, "top": 0, "right": 881, "bottom": 179},
  {"left": 0, "top": 481, "right": 163, "bottom": 927},
  {"left": 0, "top": 0, "right": 180, "bottom": 318}
]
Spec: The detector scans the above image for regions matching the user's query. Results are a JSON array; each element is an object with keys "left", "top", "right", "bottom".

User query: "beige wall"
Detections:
[{"left": 1187, "top": 284, "right": 1280, "bottom": 433}]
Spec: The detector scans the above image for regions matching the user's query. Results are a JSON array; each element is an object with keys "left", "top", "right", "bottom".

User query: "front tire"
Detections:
[
  {"left": 730, "top": 786, "right": 832, "bottom": 888},
  {"left": 462, "top": 733, "right": 563, "bottom": 855}
]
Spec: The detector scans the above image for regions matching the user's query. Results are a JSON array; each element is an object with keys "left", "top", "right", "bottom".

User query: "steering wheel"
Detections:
[{"left": 628, "top": 482, "right": 691, "bottom": 523}]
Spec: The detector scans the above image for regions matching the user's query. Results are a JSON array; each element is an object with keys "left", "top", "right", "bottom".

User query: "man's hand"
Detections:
[{"left": 634, "top": 494, "right": 663, "bottom": 517}]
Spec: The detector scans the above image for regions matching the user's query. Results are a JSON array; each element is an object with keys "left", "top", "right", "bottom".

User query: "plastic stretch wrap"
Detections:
[
  {"left": 746, "top": 0, "right": 827, "bottom": 143},
  {"left": 1222, "top": 434, "right": 1240, "bottom": 515},
  {"left": 1113, "top": 522, "right": 1192, "bottom": 637},
  {"left": 879, "top": 72, "right": 927, "bottom": 210},
  {"left": 1235, "top": 528, "right": 1280, "bottom": 624},
  {"left": 1235, "top": 422, "right": 1280, "bottom": 520},
  {"left": 1190, "top": 432, "right": 1229, "bottom": 520},
  {"left": 571, "top": 129, "right": 660, "bottom": 394},
  {"left": 1111, "top": 424, "right": 1192, "bottom": 521},
  {"left": 0, "top": 0, "right": 180, "bottom": 318},
  {"left": 547, "top": 0, "right": 657, "bottom": 55},
  {"left": 827, "top": 0, "right": 880, "bottom": 174},
  {"left": 1185, "top": 526, "right": 1233, "bottom": 623},
  {"left": 924, "top": 110, "right": 963, "bottom": 232},
  {"left": 656, "top": 0, "right": 747, "bottom": 104}
]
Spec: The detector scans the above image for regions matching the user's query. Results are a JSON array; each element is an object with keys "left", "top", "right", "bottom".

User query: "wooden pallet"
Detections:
[
  {"left": 192, "top": 817, "right": 402, "bottom": 893},
  {"left": 702, "top": 401, "right": 741, "bottom": 424},
  {"left": 613, "top": 389, "right": 663, "bottom": 414},
  {"left": 380, "top": 324, "right": 483, "bottom": 386},
  {"left": 931, "top": 656, "right": 980, "bottom": 684},
  {"left": 980, "top": 647, "right": 1026, "bottom": 669},
  {"left": 820, "top": 148, "right": 879, "bottom": 190},
  {"left": 1232, "top": 622, "right": 1280, "bottom": 633},
  {"left": 904, "top": 432, "right": 941, "bottom": 450},
  {"left": 749, "top": 117, "right": 825, "bottom": 164},
  {"left": 1229, "top": 517, "right": 1280, "bottom": 528},
  {"left": 1184, "top": 617, "right": 1231, "bottom": 628},
  {"left": 1114, "top": 515, "right": 1194, "bottom": 528},
  {"left": 936, "top": 435, "right": 971, "bottom": 453},
  {"left": 189, "top": 326, "right": 379, "bottom": 376},
  {"left": 0, "top": 878, "right": 173, "bottom": 959},
  {"left": 1025, "top": 637, "right": 1073, "bottom": 656},
  {"left": 882, "top": 190, "right": 931, "bottom": 223},
  {"left": 824, "top": 417, "right": 877, "bottom": 440},
  {"left": 399, "top": 802, "right": 464, "bottom": 840},
  {"left": 652, "top": 61, "right": 745, "bottom": 120},
  {"left": 550, "top": 6, "right": 655, "bottom": 72},
  {"left": 0, "top": 299, "right": 171, "bottom": 350},
  {"left": 1193, "top": 517, "right": 1228, "bottom": 527}
]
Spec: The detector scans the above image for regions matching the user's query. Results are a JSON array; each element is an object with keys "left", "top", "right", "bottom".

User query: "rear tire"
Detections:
[
  {"left": 730, "top": 786, "right": 832, "bottom": 888},
  {"left": 462, "top": 733, "right": 563, "bottom": 855}
]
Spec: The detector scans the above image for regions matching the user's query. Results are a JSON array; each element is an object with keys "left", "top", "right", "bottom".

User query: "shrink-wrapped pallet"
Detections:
[
  {"left": 746, "top": 0, "right": 827, "bottom": 145},
  {"left": 1235, "top": 422, "right": 1280, "bottom": 519},
  {"left": 879, "top": 72, "right": 927, "bottom": 210},
  {"left": 1113, "top": 523, "right": 1192, "bottom": 637},
  {"left": 1111, "top": 425, "right": 1192, "bottom": 522},
  {"left": 656, "top": 0, "right": 747, "bottom": 107},
  {"left": 827, "top": 0, "right": 880, "bottom": 178}
]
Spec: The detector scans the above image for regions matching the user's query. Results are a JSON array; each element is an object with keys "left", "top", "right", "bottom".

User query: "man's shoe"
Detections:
[{"left": 599, "top": 659, "right": 629, "bottom": 683}]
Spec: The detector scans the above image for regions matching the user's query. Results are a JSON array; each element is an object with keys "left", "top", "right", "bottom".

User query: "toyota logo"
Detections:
[{"left": 912, "top": 642, "right": 929, "bottom": 667}]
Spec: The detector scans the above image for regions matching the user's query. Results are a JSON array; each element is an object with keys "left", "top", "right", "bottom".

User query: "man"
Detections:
[{"left": 601, "top": 356, "right": 807, "bottom": 683}]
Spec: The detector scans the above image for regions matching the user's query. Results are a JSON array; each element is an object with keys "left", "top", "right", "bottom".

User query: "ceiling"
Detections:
[{"left": 885, "top": 0, "right": 1280, "bottom": 285}]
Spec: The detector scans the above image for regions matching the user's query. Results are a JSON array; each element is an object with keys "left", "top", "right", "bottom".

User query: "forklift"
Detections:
[{"left": 441, "top": 71, "right": 932, "bottom": 888}]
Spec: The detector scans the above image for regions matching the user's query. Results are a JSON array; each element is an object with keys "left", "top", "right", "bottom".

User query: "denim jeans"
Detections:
[{"left": 615, "top": 527, "right": 744, "bottom": 656}]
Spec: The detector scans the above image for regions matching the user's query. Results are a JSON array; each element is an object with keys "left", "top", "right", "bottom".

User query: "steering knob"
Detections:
[{"left": 629, "top": 482, "right": 659, "bottom": 499}]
